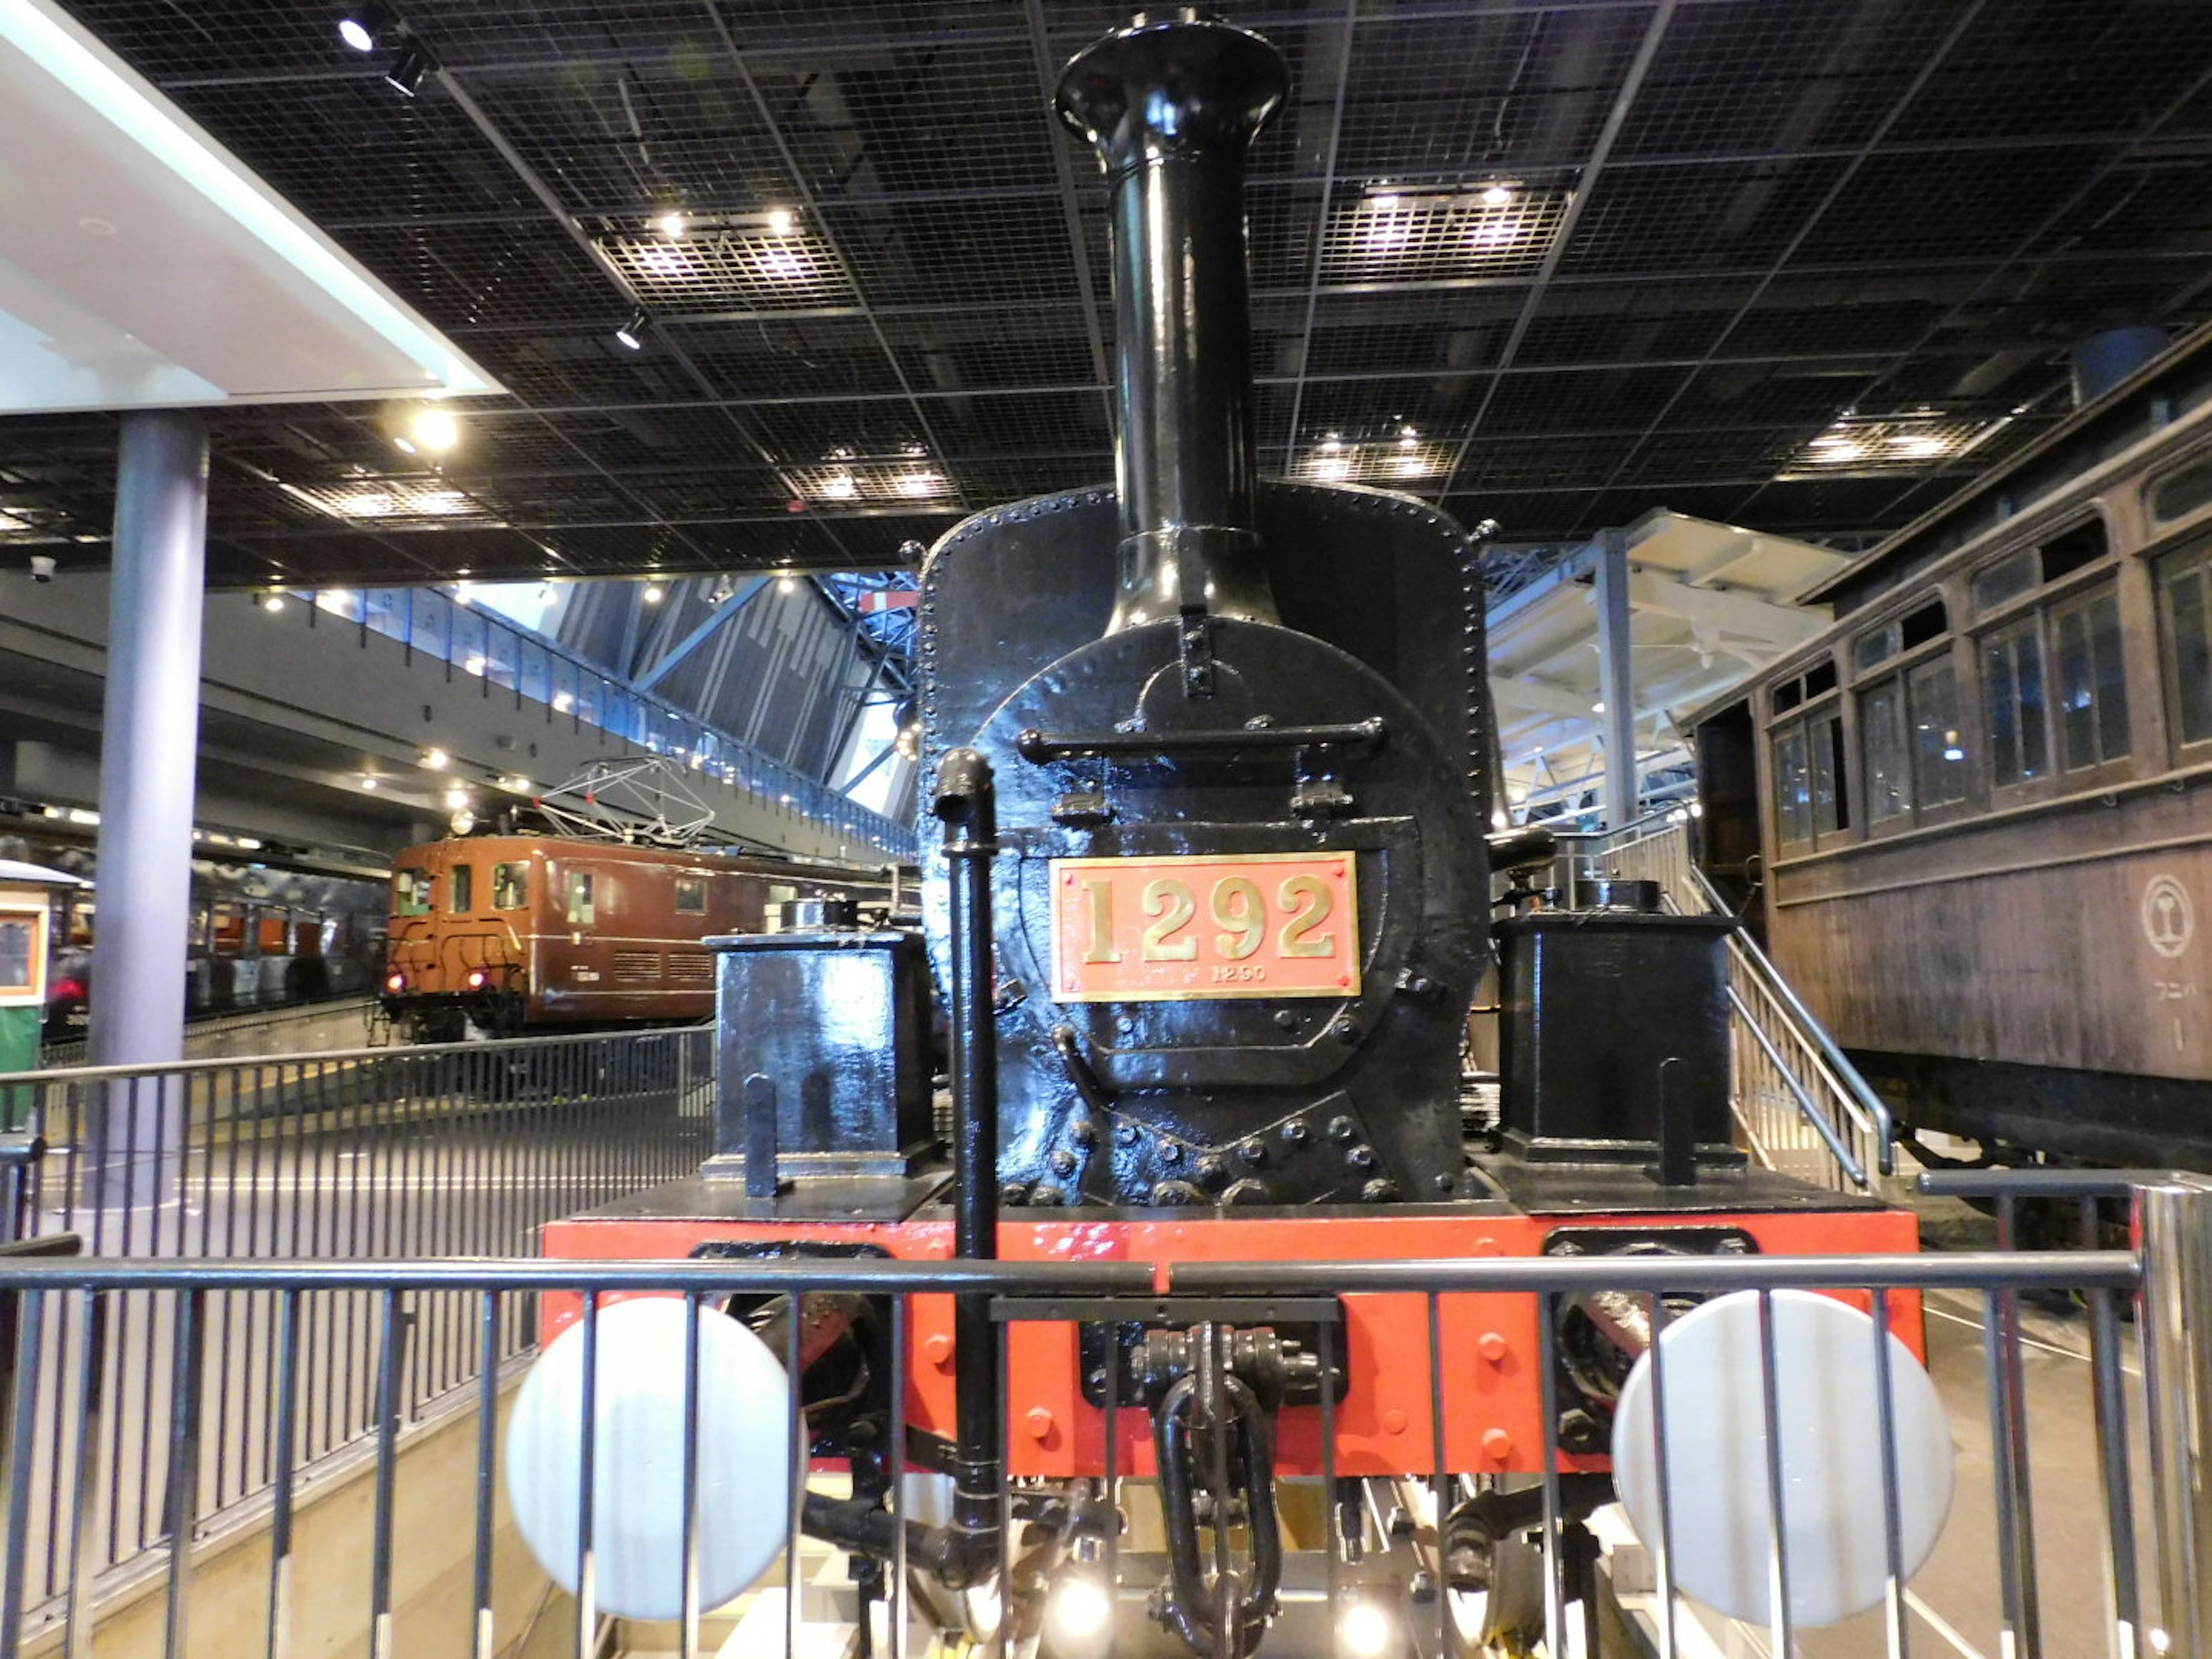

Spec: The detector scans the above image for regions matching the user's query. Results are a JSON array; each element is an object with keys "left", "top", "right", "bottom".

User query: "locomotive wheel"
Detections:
[{"left": 1474, "top": 1536, "right": 1547, "bottom": 1656}]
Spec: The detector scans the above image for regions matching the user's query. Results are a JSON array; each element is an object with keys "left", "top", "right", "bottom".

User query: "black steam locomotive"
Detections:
[{"left": 521, "top": 13, "right": 1923, "bottom": 1657}]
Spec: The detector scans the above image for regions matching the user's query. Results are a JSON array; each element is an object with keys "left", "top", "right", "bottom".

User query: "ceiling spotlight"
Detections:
[
  {"left": 408, "top": 407, "right": 460, "bottom": 453},
  {"left": 767, "top": 206, "right": 797, "bottom": 236},
  {"left": 615, "top": 310, "right": 646, "bottom": 351},
  {"left": 359, "top": 774, "right": 380, "bottom": 790},
  {"left": 653, "top": 210, "right": 687, "bottom": 238},
  {"left": 444, "top": 786, "right": 470, "bottom": 811},
  {"left": 820, "top": 472, "right": 858, "bottom": 500},
  {"left": 259, "top": 590, "right": 285, "bottom": 612},
  {"left": 392, "top": 435, "right": 418, "bottom": 456},
  {"left": 338, "top": 15, "right": 376, "bottom": 52},
  {"left": 1481, "top": 183, "right": 1514, "bottom": 207},
  {"left": 642, "top": 581, "right": 665, "bottom": 604},
  {"left": 777, "top": 574, "right": 798, "bottom": 594},
  {"left": 420, "top": 747, "right": 450, "bottom": 771},
  {"left": 384, "top": 40, "right": 433, "bottom": 97}
]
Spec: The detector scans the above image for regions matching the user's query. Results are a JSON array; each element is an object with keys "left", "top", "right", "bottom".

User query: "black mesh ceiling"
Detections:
[{"left": 6, "top": 0, "right": 2212, "bottom": 586}]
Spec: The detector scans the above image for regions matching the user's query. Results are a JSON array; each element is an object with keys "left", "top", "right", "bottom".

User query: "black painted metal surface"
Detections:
[
  {"left": 1495, "top": 911, "right": 1740, "bottom": 1166},
  {"left": 704, "top": 928, "right": 935, "bottom": 1181},
  {"left": 914, "top": 13, "right": 1491, "bottom": 1212}
]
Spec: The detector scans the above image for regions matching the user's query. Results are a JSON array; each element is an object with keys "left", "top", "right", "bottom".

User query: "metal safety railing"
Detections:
[
  {"left": 0, "top": 1177, "right": 2200, "bottom": 1659},
  {"left": 0, "top": 1025, "right": 713, "bottom": 1614},
  {"left": 36, "top": 994, "right": 379, "bottom": 1071},
  {"left": 1551, "top": 814, "right": 1896, "bottom": 1190}
]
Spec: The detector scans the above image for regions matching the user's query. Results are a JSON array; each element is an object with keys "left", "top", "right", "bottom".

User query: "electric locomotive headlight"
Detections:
[
  {"left": 465, "top": 969, "right": 487, "bottom": 990},
  {"left": 504, "top": 1298, "right": 794, "bottom": 1619},
  {"left": 384, "top": 971, "right": 406, "bottom": 994}
]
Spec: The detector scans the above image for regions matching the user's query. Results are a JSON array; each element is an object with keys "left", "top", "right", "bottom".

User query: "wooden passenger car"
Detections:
[
  {"left": 381, "top": 834, "right": 901, "bottom": 1040},
  {"left": 1691, "top": 328, "right": 2212, "bottom": 1168}
]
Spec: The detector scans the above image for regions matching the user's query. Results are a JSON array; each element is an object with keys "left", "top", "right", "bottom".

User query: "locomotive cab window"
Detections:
[
  {"left": 449, "top": 864, "right": 474, "bottom": 914},
  {"left": 492, "top": 862, "right": 528, "bottom": 910},
  {"left": 566, "top": 872, "right": 595, "bottom": 926},
  {"left": 673, "top": 875, "right": 707, "bottom": 915},
  {"left": 393, "top": 869, "right": 433, "bottom": 917}
]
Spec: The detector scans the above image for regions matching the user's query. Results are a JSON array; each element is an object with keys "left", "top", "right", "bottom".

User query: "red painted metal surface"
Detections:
[{"left": 541, "top": 1203, "right": 1921, "bottom": 1478}]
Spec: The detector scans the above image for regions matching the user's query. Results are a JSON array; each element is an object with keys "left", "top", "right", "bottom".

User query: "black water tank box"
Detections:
[
  {"left": 702, "top": 929, "right": 934, "bottom": 1180},
  {"left": 1495, "top": 911, "right": 1737, "bottom": 1162}
]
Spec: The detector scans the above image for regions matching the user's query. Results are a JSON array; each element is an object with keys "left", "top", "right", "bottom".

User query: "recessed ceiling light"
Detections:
[
  {"left": 642, "top": 581, "right": 665, "bottom": 604},
  {"left": 777, "top": 575, "right": 798, "bottom": 593},
  {"left": 359, "top": 774, "right": 380, "bottom": 790},
  {"left": 1481, "top": 184, "right": 1513, "bottom": 207},
  {"left": 767, "top": 206, "right": 796, "bottom": 236},
  {"left": 820, "top": 472, "right": 858, "bottom": 501},
  {"left": 896, "top": 471, "right": 940, "bottom": 497},
  {"left": 408, "top": 407, "right": 460, "bottom": 452},
  {"left": 421, "top": 747, "right": 450, "bottom": 770},
  {"left": 653, "top": 210, "right": 686, "bottom": 238}
]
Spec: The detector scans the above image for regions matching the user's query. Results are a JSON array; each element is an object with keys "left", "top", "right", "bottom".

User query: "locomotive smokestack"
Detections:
[{"left": 1056, "top": 10, "right": 1287, "bottom": 634}]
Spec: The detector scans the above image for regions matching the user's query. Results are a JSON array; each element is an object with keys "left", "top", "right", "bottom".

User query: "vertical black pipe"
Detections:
[
  {"left": 1056, "top": 11, "right": 1288, "bottom": 633},
  {"left": 933, "top": 749, "right": 1002, "bottom": 1571}
]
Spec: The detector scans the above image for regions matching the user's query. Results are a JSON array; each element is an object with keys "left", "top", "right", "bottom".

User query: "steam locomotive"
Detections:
[{"left": 512, "top": 13, "right": 1927, "bottom": 1654}]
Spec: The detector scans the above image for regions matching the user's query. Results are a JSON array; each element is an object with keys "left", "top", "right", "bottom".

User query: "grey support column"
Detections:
[
  {"left": 87, "top": 411, "right": 208, "bottom": 1207},
  {"left": 1593, "top": 528, "right": 1638, "bottom": 829}
]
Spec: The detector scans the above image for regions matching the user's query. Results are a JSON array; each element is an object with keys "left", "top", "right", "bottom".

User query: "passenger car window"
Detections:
[
  {"left": 674, "top": 875, "right": 707, "bottom": 915},
  {"left": 2151, "top": 453, "right": 2212, "bottom": 527},
  {"left": 2162, "top": 547, "right": 2212, "bottom": 748},
  {"left": 1907, "top": 658, "right": 1967, "bottom": 807},
  {"left": 1862, "top": 680, "right": 1911, "bottom": 822},
  {"left": 1983, "top": 617, "right": 2048, "bottom": 786},
  {"left": 1772, "top": 728, "right": 1810, "bottom": 846},
  {"left": 567, "top": 872, "right": 595, "bottom": 926},
  {"left": 2052, "top": 585, "right": 2130, "bottom": 771},
  {"left": 492, "top": 862, "right": 529, "bottom": 910},
  {"left": 393, "top": 869, "right": 433, "bottom": 917},
  {"left": 450, "top": 865, "right": 474, "bottom": 914}
]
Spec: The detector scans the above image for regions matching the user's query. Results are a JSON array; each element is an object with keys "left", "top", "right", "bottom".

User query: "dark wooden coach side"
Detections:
[{"left": 1691, "top": 325, "right": 2212, "bottom": 1167}]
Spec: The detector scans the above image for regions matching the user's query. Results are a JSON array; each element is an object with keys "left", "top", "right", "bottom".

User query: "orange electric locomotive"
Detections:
[
  {"left": 520, "top": 13, "right": 1922, "bottom": 1656},
  {"left": 380, "top": 832, "right": 899, "bottom": 1040}
]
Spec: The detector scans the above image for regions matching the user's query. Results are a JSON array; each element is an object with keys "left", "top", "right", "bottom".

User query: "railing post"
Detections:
[{"left": 2137, "top": 1176, "right": 2212, "bottom": 1653}]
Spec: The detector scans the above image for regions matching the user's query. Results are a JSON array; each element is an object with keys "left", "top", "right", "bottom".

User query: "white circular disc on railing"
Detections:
[
  {"left": 505, "top": 1297, "right": 793, "bottom": 1620},
  {"left": 1610, "top": 1287, "right": 1955, "bottom": 1628}
]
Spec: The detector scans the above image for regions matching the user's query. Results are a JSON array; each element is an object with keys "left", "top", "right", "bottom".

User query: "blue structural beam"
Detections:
[{"left": 632, "top": 577, "right": 767, "bottom": 694}]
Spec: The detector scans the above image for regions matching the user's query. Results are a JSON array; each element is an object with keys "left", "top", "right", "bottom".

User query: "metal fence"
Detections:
[
  {"left": 0, "top": 1026, "right": 713, "bottom": 1618},
  {"left": 36, "top": 994, "right": 378, "bottom": 1072},
  {"left": 1552, "top": 815, "right": 1896, "bottom": 1190},
  {"left": 0, "top": 1175, "right": 2201, "bottom": 1659}
]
